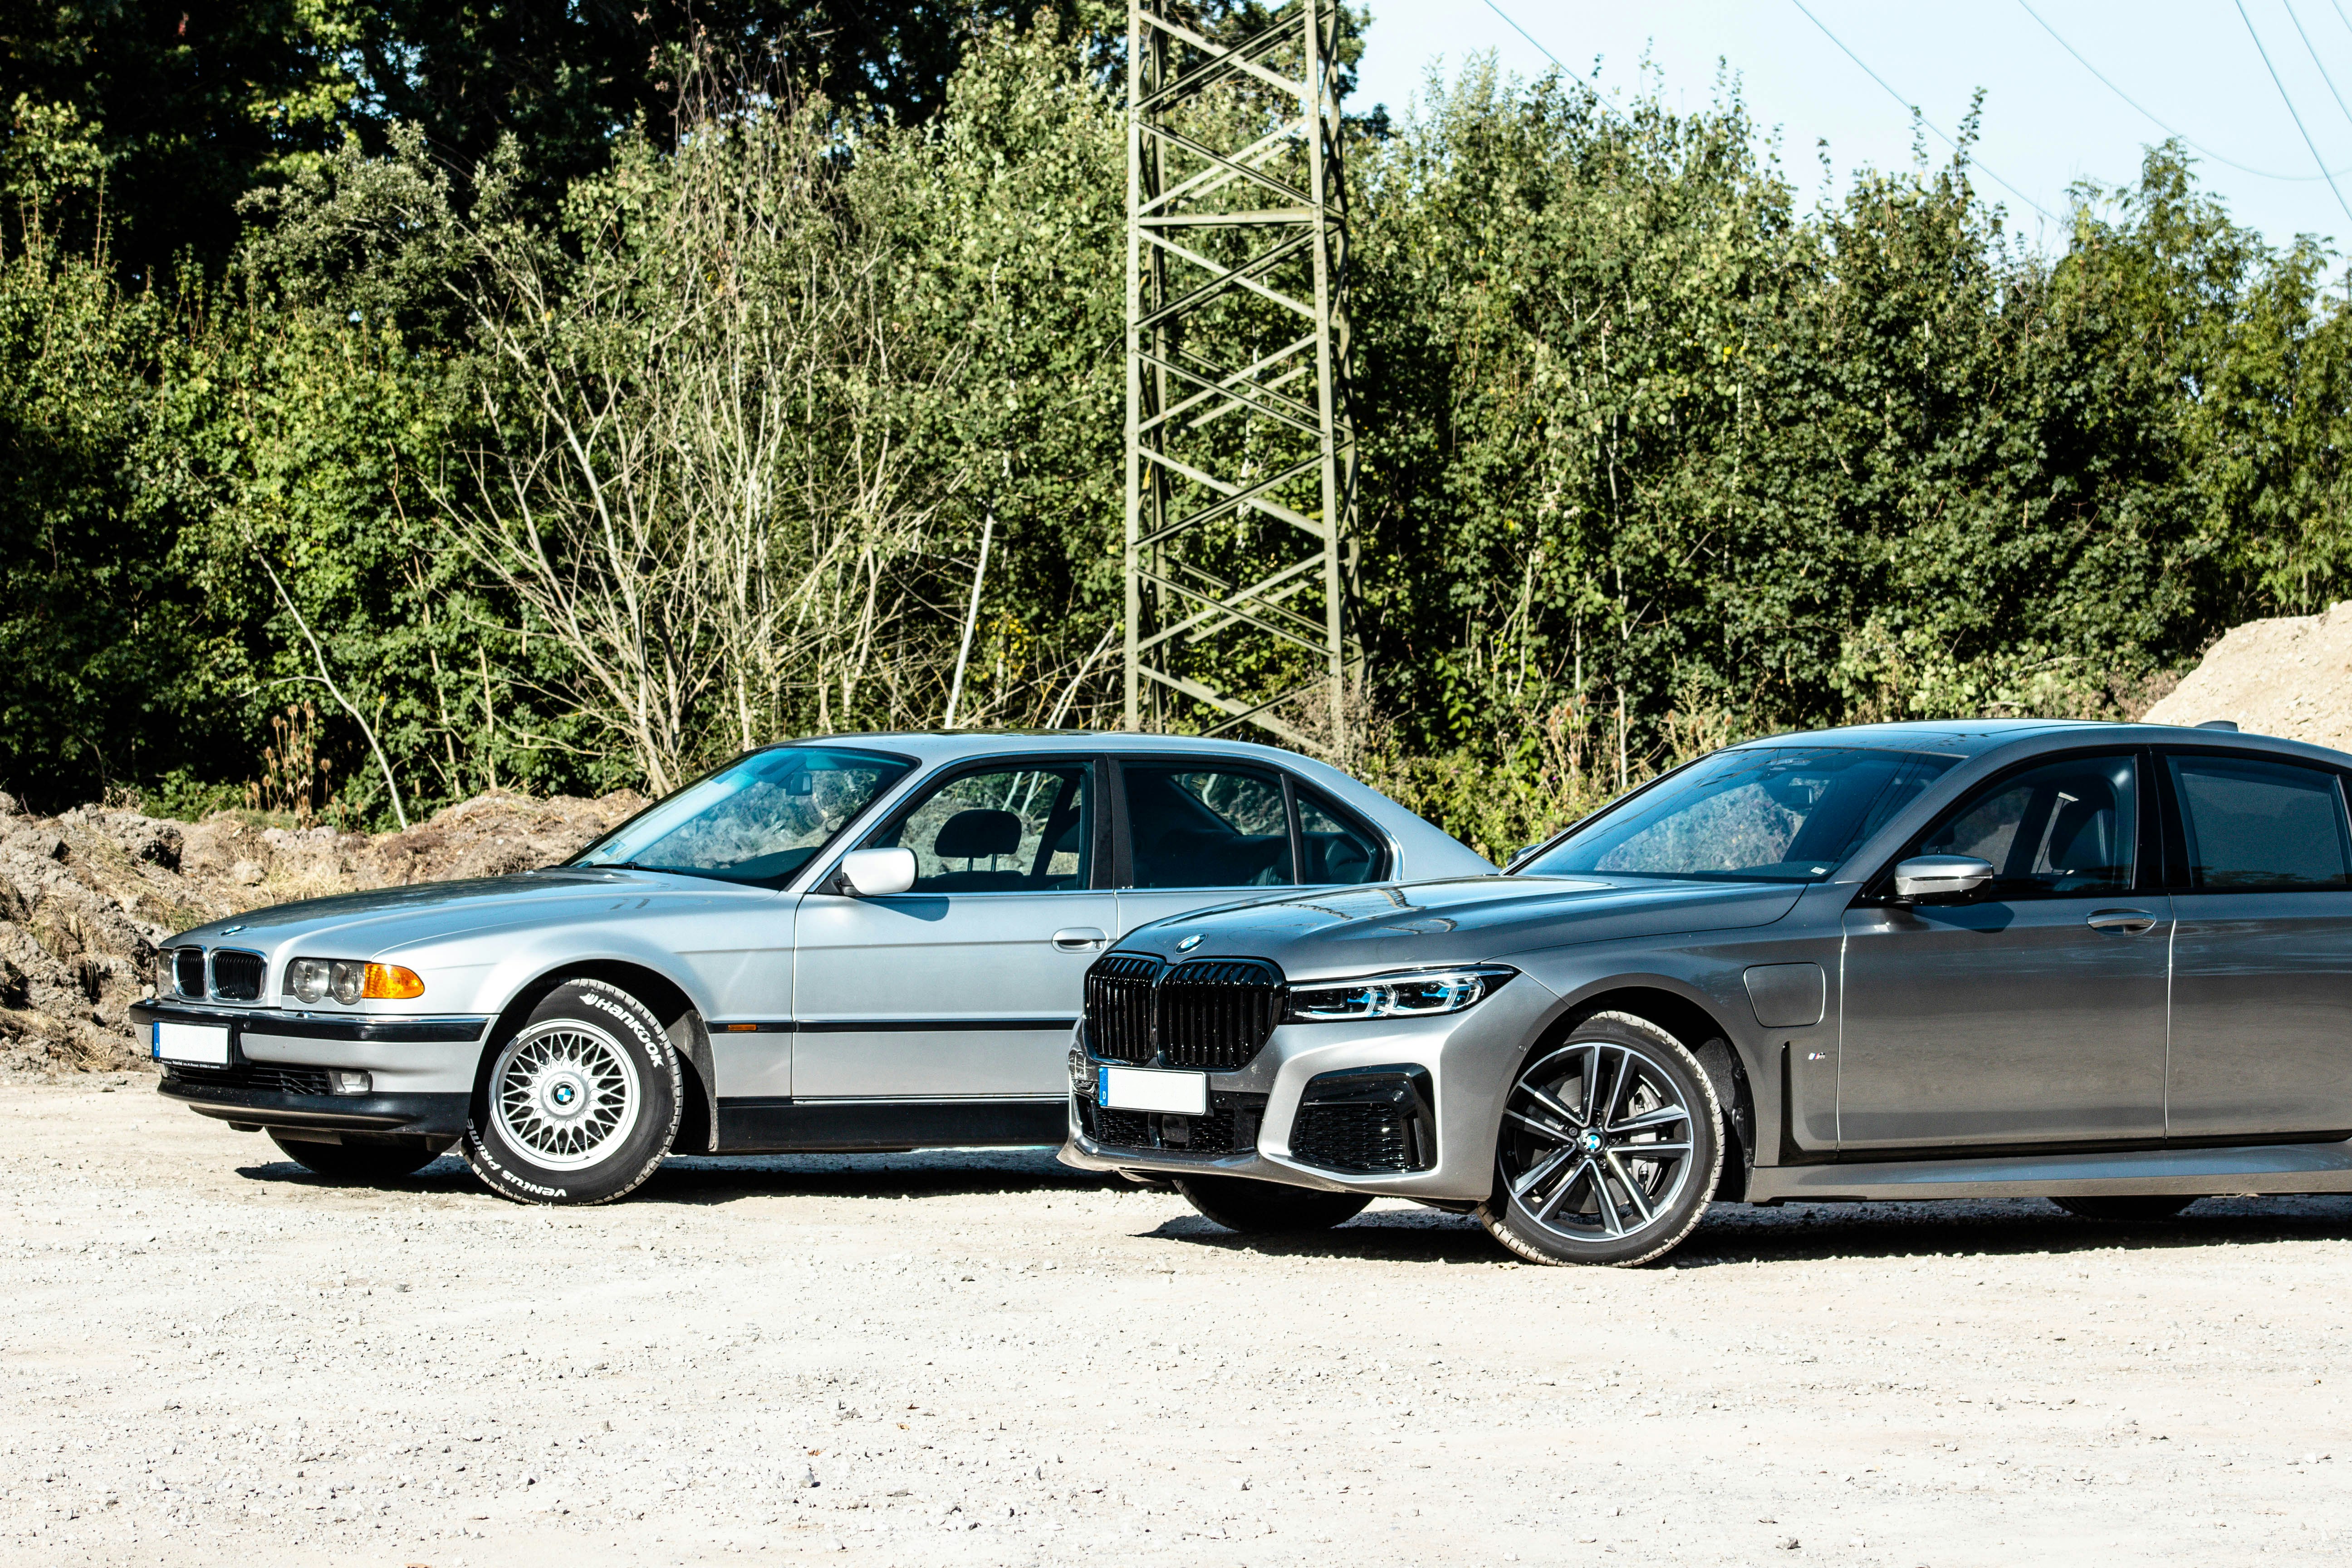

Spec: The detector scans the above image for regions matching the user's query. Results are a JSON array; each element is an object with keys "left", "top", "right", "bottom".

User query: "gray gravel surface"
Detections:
[{"left": 6, "top": 1078, "right": 2352, "bottom": 1565}]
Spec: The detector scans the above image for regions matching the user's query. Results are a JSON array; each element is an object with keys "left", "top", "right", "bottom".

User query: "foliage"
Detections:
[{"left": 5, "top": 13, "right": 2352, "bottom": 853}]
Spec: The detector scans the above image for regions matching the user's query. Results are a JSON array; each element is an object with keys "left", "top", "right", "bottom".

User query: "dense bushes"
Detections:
[{"left": 4, "top": 12, "right": 2349, "bottom": 859}]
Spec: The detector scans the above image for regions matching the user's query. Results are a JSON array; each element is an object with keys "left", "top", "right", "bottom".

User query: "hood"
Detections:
[
  {"left": 170, "top": 868, "right": 755, "bottom": 959},
  {"left": 1113, "top": 873, "right": 1806, "bottom": 978}
]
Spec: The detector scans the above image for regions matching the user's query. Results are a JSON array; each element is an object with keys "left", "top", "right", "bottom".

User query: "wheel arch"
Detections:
[
  {"left": 481, "top": 960, "right": 718, "bottom": 1155},
  {"left": 1529, "top": 980, "right": 1756, "bottom": 1202}
]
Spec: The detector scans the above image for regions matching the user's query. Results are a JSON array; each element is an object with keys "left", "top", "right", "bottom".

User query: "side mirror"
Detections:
[
  {"left": 1893, "top": 854, "right": 1994, "bottom": 904},
  {"left": 836, "top": 847, "right": 916, "bottom": 897}
]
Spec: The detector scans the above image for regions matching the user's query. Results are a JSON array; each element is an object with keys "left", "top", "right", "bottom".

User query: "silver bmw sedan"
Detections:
[
  {"left": 1060, "top": 719, "right": 2352, "bottom": 1265},
  {"left": 132, "top": 733, "right": 1492, "bottom": 1202}
]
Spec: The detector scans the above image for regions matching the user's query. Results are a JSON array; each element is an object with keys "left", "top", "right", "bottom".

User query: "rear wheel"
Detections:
[
  {"left": 1176, "top": 1174, "right": 1371, "bottom": 1234},
  {"left": 1478, "top": 1011, "right": 1723, "bottom": 1268},
  {"left": 462, "top": 978, "right": 681, "bottom": 1205},
  {"left": 268, "top": 1132, "right": 440, "bottom": 1182},
  {"left": 2052, "top": 1195, "right": 2199, "bottom": 1221}
]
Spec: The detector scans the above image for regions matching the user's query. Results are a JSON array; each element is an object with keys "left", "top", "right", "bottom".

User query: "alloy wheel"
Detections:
[
  {"left": 1496, "top": 1039, "right": 1699, "bottom": 1249},
  {"left": 490, "top": 1020, "right": 643, "bottom": 1171}
]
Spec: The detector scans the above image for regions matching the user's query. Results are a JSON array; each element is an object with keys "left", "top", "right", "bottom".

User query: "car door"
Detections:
[
  {"left": 790, "top": 755, "right": 1118, "bottom": 1100},
  {"left": 1837, "top": 750, "right": 2172, "bottom": 1150},
  {"left": 2160, "top": 750, "right": 2352, "bottom": 1138},
  {"left": 1110, "top": 757, "right": 1309, "bottom": 936}
]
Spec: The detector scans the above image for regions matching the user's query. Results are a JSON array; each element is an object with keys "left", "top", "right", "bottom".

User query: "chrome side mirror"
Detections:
[
  {"left": 837, "top": 847, "right": 916, "bottom": 897},
  {"left": 1893, "top": 854, "right": 1994, "bottom": 904}
]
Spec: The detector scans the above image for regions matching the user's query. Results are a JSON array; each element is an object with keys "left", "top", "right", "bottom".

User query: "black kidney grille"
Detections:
[
  {"left": 210, "top": 950, "right": 266, "bottom": 1002},
  {"left": 1156, "top": 959, "right": 1282, "bottom": 1071},
  {"left": 1083, "top": 953, "right": 1161, "bottom": 1065},
  {"left": 173, "top": 948, "right": 206, "bottom": 998}
]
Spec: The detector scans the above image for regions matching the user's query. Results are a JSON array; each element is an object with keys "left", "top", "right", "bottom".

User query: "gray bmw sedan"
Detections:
[
  {"left": 132, "top": 733, "right": 1490, "bottom": 1203},
  {"left": 1061, "top": 720, "right": 2352, "bottom": 1265}
]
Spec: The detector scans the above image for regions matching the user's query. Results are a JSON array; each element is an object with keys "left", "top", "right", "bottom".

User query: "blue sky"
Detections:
[{"left": 1350, "top": 0, "right": 2352, "bottom": 259}]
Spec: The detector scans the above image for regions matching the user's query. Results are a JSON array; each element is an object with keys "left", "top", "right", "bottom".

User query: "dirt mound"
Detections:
[
  {"left": 0, "top": 789, "right": 645, "bottom": 1077},
  {"left": 2141, "top": 602, "right": 2352, "bottom": 749}
]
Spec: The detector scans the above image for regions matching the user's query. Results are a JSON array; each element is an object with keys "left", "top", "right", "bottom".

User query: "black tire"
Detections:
[
  {"left": 1478, "top": 1010, "right": 1724, "bottom": 1268},
  {"left": 2052, "top": 1195, "right": 2199, "bottom": 1222},
  {"left": 462, "top": 977, "right": 681, "bottom": 1205},
  {"left": 1176, "top": 1174, "right": 1372, "bottom": 1234},
  {"left": 268, "top": 1132, "right": 440, "bottom": 1182}
]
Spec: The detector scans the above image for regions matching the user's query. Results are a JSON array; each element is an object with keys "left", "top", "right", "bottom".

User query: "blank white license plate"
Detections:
[
  {"left": 153, "top": 1022, "right": 230, "bottom": 1065},
  {"left": 1098, "top": 1066, "right": 1207, "bottom": 1116}
]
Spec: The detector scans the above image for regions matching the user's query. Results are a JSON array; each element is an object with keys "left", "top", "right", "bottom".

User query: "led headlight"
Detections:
[{"left": 1283, "top": 965, "right": 1517, "bottom": 1023}]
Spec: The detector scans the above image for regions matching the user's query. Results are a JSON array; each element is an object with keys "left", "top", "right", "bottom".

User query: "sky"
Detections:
[{"left": 1349, "top": 0, "right": 2352, "bottom": 258}]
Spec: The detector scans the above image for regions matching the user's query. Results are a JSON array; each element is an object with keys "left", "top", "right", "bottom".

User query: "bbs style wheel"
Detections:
[
  {"left": 1477, "top": 1011, "right": 1723, "bottom": 1268},
  {"left": 462, "top": 977, "right": 681, "bottom": 1205}
]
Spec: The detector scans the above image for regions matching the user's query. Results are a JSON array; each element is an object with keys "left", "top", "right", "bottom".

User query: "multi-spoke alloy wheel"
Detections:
[
  {"left": 463, "top": 977, "right": 681, "bottom": 1206},
  {"left": 492, "top": 1022, "right": 641, "bottom": 1171},
  {"left": 1478, "top": 1010, "right": 1722, "bottom": 1267}
]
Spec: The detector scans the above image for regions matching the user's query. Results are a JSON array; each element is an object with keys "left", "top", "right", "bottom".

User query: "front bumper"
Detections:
[
  {"left": 1057, "top": 971, "right": 1560, "bottom": 1201},
  {"left": 133, "top": 999, "right": 489, "bottom": 1142}
]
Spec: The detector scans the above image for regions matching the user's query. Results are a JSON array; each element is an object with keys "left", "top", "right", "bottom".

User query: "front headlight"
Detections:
[
  {"left": 288, "top": 958, "right": 333, "bottom": 1004},
  {"left": 285, "top": 959, "right": 426, "bottom": 1005},
  {"left": 1284, "top": 965, "right": 1516, "bottom": 1023},
  {"left": 153, "top": 951, "right": 176, "bottom": 996}
]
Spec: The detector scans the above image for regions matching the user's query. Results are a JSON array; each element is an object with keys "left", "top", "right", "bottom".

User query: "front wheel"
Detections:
[
  {"left": 1175, "top": 1174, "right": 1371, "bottom": 1234},
  {"left": 1477, "top": 1011, "right": 1724, "bottom": 1268},
  {"left": 269, "top": 1132, "right": 440, "bottom": 1182},
  {"left": 462, "top": 978, "right": 681, "bottom": 1205}
]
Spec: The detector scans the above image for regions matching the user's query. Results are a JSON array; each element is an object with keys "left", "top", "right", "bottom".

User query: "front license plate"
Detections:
[
  {"left": 1098, "top": 1066, "right": 1208, "bottom": 1116},
  {"left": 153, "top": 1022, "right": 230, "bottom": 1066}
]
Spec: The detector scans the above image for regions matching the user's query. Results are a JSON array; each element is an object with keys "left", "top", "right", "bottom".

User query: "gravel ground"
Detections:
[{"left": 5, "top": 1078, "right": 2352, "bottom": 1567}]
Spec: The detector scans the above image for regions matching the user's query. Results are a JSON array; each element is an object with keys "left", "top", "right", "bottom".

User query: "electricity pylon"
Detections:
[{"left": 1122, "top": 0, "right": 1359, "bottom": 760}]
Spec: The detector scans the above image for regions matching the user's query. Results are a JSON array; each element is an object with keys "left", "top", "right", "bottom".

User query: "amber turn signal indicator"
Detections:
[{"left": 363, "top": 963, "right": 426, "bottom": 1000}]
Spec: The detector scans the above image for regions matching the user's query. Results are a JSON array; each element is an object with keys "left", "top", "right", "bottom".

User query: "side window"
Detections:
[
  {"left": 1123, "top": 765, "right": 1294, "bottom": 889},
  {"left": 1297, "top": 787, "right": 1385, "bottom": 885},
  {"left": 868, "top": 763, "right": 1093, "bottom": 893},
  {"left": 1916, "top": 754, "right": 2136, "bottom": 898},
  {"left": 2167, "top": 755, "right": 2352, "bottom": 891}
]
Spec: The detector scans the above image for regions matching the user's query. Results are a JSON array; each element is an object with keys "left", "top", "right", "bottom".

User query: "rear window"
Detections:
[{"left": 2168, "top": 755, "right": 2352, "bottom": 891}]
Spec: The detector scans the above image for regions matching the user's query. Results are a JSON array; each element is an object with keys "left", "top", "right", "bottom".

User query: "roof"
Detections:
[{"left": 1726, "top": 717, "right": 2352, "bottom": 766}]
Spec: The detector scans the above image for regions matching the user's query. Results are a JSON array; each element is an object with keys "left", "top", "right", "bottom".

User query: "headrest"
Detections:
[
  {"left": 2047, "top": 790, "right": 2115, "bottom": 871},
  {"left": 934, "top": 808, "right": 1022, "bottom": 861}
]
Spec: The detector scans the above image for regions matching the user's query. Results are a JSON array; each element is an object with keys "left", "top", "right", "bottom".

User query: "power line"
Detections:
[
  {"left": 2283, "top": 0, "right": 2352, "bottom": 138},
  {"left": 2232, "top": 0, "right": 2352, "bottom": 225},
  {"left": 1476, "top": 0, "right": 1630, "bottom": 126},
  {"left": 1783, "top": 0, "right": 2060, "bottom": 223},
  {"left": 2017, "top": 0, "right": 2350, "bottom": 181}
]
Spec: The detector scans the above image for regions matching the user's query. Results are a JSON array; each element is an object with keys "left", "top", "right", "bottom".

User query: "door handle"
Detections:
[
  {"left": 2086, "top": 908, "right": 2158, "bottom": 934},
  {"left": 1052, "top": 927, "right": 1108, "bottom": 952}
]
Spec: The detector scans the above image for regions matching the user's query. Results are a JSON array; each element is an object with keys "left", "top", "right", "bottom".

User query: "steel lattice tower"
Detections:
[{"left": 1122, "top": 0, "right": 1358, "bottom": 759}]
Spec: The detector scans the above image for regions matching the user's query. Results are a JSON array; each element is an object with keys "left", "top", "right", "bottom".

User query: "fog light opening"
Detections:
[{"left": 328, "top": 1070, "right": 372, "bottom": 1096}]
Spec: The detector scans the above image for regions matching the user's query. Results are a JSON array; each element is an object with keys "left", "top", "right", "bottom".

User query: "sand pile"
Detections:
[
  {"left": 2141, "top": 601, "right": 2352, "bottom": 747},
  {"left": 0, "top": 789, "right": 645, "bottom": 1076}
]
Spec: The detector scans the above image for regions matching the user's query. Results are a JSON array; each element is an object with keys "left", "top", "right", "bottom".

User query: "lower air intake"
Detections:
[{"left": 1289, "top": 1066, "right": 1437, "bottom": 1174}]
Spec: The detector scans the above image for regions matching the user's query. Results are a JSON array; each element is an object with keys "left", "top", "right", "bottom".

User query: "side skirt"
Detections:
[
  {"left": 1747, "top": 1138, "right": 2352, "bottom": 1203},
  {"left": 714, "top": 1097, "right": 1068, "bottom": 1154}
]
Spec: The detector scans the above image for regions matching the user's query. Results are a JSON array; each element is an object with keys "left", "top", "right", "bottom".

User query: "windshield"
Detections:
[
  {"left": 1519, "top": 747, "right": 1955, "bottom": 883},
  {"left": 570, "top": 746, "right": 913, "bottom": 885}
]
